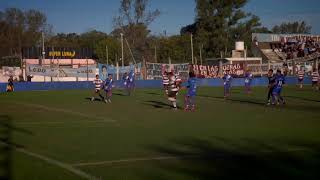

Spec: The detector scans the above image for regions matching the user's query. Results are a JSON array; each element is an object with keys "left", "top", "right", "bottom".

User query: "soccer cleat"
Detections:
[
  {"left": 104, "top": 99, "right": 108, "bottom": 103},
  {"left": 108, "top": 99, "right": 112, "bottom": 103},
  {"left": 172, "top": 107, "right": 178, "bottom": 111},
  {"left": 91, "top": 97, "right": 95, "bottom": 101}
]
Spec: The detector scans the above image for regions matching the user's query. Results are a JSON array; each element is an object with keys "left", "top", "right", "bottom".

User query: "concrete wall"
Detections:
[{"left": 0, "top": 77, "right": 312, "bottom": 92}]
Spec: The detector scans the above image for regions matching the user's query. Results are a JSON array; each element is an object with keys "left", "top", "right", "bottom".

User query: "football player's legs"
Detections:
[
  {"left": 272, "top": 91, "right": 278, "bottom": 104},
  {"left": 184, "top": 95, "right": 189, "bottom": 108},
  {"left": 189, "top": 95, "right": 195, "bottom": 108},
  {"left": 245, "top": 83, "right": 251, "bottom": 92},
  {"left": 267, "top": 86, "right": 273, "bottom": 101},
  {"left": 298, "top": 79, "right": 303, "bottom": 88},
  {"left": 277, "top": 89, "right": 285, "bottom": 103},
  {"left": 91, "top": 89, "right": 99, "bottom": 101},
  {"left": 168, "top": 91, "right": 178, "bottom": 108},
  {"left": 97, "top": 90, "right": 104, "bottom": 100},
  {"left": 105, "top": 90, "right": 112, "bottom": 102},
  {"left": 224, "top": 85, "right": 230, "bottom": 97}
]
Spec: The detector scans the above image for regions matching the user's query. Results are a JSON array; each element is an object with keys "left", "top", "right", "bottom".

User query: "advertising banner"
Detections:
[
  {"left": 146, "top": 63, "right": 189, "bottom": 80},
  {"left": 26, "top": 64, "right": 96, "bottom": 78}
]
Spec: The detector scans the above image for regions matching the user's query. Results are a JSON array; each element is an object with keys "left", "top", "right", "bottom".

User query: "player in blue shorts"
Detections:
[
  {"left": 122, "top": 72, "right": 129, "bottom": 88},
  {"left": 184, "top": 72, "right": 197, "bottom": 111},
  {"left": 223, "top": 71, "right": 232, "bottom": 99},
  {"left": 126, "top": 70, "right": 135, "bottom": 96},
  {"left": 104, "top": 74, "right": 114, "bottom": 103},
  {"left": 272, "top": 69, "right": 286, "bottom": 105},
  {"left": 244, "top": 69, "right": 253, "bottom": 94}
]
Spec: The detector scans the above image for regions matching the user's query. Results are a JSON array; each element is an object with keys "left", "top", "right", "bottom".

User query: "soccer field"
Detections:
[{"left": 1, "top": 86, "right": 320, "bottom": 180}]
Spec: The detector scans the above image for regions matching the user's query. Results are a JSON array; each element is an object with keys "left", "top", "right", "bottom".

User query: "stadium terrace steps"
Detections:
[
  {"left": 260, "top": 49, "right": 282, "bottom": 62},
  {"left": 274, "top": 51, "right": 287, "bottom": 60}
]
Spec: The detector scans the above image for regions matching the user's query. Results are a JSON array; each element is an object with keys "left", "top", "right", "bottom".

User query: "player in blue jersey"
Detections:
[
  {"left": 272, "top": 69, "right": 286, "bottom": 105},
  {"left": 126, "top": 70, "right": 135, "bottom": 96},
  {"left": 184, "top": 72, "right": 197, "bottom": 111},
  {"left": 223, "top": 71, "right": 232, "bottom": 99},
  {"left": 244, "top": 69, "right": 253, "bottom": 94},
  {"left": 266, "top": 69, "right": 276, "bottom": 105},
  {"left": 104, "top": 74, "right": 114, "bottom": 103},
  {"left": 122, "top": 72, "right": 129, "bottom": 88}
]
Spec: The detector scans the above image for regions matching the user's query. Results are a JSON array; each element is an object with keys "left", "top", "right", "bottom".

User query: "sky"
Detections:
[{"left": 1, "top": 0, "right": 320, "bottom": 35}]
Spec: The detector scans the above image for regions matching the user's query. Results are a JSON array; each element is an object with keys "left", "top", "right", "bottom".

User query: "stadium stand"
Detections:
[{"left": 252, "top": 33, "right": 320, "bottom": 62}]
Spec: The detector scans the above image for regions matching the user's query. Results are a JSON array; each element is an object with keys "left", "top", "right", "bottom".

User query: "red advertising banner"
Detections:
[{"left": 191, "top": 63, "right": 244, "bottom": 78}]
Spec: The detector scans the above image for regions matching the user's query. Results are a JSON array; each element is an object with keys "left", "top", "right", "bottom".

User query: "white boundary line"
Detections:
[
  {"left": 15, "top": 120, "right": 113, "bottom": 125},
  {"left": 72, "top": 147, "right": 312, "bottom": 167},
  {"left": 72, "top": 155, "right": 200, "bottom": 167},
  {"left": 9, "top": 102, "right": 116, "bottom": 123},
  {"left": 0, "top": 142, "right": 99, "bottom": 180}
]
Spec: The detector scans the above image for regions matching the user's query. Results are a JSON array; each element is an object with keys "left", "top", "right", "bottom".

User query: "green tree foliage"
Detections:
[
  {"left": 47, "top": 30, "right": 122, "bottom": 64},
  {"left": 181, "top": 0, "right": 269, "bottom": 59},
  {"left": 272, "top": 21, "right": 312, "bottom": 34},
  {"left": 94, "top": 36, "right": 120, "bottom": 65},
  {"left": 156, "top": 35, "right": 192, "bottom": 63},
  {"left": 0, "top": 8, "right": 50, "bottom": 59},
  {"left": 113, "top": 0, "right": 160, "bottom": 64}
]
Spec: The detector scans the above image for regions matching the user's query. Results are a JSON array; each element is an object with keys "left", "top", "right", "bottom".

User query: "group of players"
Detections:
[
  {"left": 91, "top": 66, "right": 320, "bottom": 111},
  {"left": 91, "top": 70, "right": 135, "bottom": 103}
]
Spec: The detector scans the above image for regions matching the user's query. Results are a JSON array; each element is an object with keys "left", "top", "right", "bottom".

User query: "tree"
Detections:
[
  {"left": 272, "top": 21, "right": 312, "bottom": 34},
  {"left": 181, "top": 0, "right": 268, "bottom": 59},
  {"left": 0, "top": 8, "right": 50, "bottom": 59},
  {"left": 113, "top": 0, "right": 160, "bottom": 64},
  {"left": 94, "top": 36, "right": 120, "bottom": 65}
]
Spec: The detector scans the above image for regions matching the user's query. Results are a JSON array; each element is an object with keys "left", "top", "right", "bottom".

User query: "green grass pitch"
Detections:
[{"left": 0, "top": 86, "right": 320, "bottom": 180}]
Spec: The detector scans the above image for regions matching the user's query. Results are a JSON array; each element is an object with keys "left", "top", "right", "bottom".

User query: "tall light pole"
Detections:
[
  {"left": 106, "top": 44, "right": 109, "bottom": 65},
  {"left": 42, "top": 31, "right": 45, "bottom": 60},
  {"left": 190, "top": 33, "right": 194, "bottom": 64},
  {"left": 154, "top": 45, "right": 157, "bottom": 63},
  {"left": 199, "top": 44, "right": 203, "bottom": 65},
  {"left": 120, "top": 33, "right": 124, "bottom": 67}
]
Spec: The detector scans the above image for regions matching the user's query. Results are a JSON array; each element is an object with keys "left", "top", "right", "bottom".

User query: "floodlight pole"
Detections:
[
  {"left": 106, "top": 44, "right": 109, "bottom": 66},
  {"left": 200, "top": 44, "right": 203, "bottom": 65},
  {"left": 191, "top": 33, "right": 194, "bottom": 64},
  {"left": 120, "top": 33, "right": 124, "bottom": 67}
]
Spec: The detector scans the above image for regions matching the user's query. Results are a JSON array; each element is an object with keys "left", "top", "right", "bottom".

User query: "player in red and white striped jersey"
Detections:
[
  {"left": 91, "top": 74, "right": 105, "bottom": 101},
  {"left": 167, "top": 72, "right": 180, "bottom": 110},
  {"left": 297, "top": 68, "right": 305, "bottom": 89},
  {"left": 311, "top": 69, "right": 319, "bottom": 91},
  {"left": 162, "top": 71, "right": 169, "bottom": 95}
]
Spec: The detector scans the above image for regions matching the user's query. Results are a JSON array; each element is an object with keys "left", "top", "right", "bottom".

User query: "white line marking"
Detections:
[
  {"left": 0, "top": 142, "right": 99, "bottom": 180},
  {"left": 72, "top": 155, "right": 200, "bottom": 167},
  {"left": 9, "top": 102, "right": 116, "bottom": 123},
  {"left": 15, "top": 120, "right": 113, "bottom": 125},
  {"left": 72, "top": 147, "right": 312, "bottom": 167}
]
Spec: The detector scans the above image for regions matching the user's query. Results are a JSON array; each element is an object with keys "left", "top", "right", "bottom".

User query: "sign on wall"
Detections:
[
  {"left": 146, "top": 63, "right": 189, "bottom": 80},
  {"left": 26, "top": 64, "right": 96, "bottom": 78}
]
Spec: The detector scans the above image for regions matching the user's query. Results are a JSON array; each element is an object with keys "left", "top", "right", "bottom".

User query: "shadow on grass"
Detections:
[
  {"left": 145, "top": 137, "right": 320, "bottom": 180},
  {"left": 113, "top": 93, "right": 127, "bottom": 96},
  {"left": 285, "top": 95, "right": 320, "bottom": 103},
  {"left": 145, "top": 92, "right": 162, "bottom": 96},
  {"left": 198, "top": 95, "right": 266, "bottom": 106},
  {"left": 84, "top": 97, "right": 103, "bottom": 102},
  {"left": 143, "top": 100, "right": 173, "bottom": 109},
  {"left": 0, "top": 115, "right": 33, "bottom": 180}
]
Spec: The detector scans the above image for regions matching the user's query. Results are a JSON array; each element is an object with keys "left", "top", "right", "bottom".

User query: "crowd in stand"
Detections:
[{"left": 271, "top": 36, "right": 320, "bottom": 60}]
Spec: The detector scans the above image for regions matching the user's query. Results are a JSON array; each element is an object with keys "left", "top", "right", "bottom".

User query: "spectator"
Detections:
[
  {"left": 27, "top": 75, "right": 33, "bottom": 82},
  {"left": 6, "top": 76, "right": 14, "bottom": 92}
]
